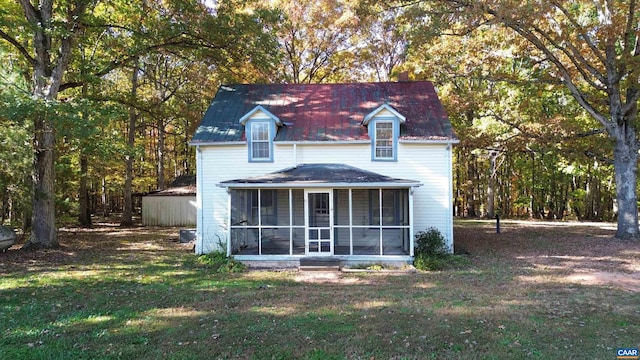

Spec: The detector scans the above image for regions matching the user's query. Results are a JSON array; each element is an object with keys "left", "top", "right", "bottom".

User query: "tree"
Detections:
[
  {"left": 357, "top": 5, "right": 411, "bottom": 81},
  {"left": 1, "top": 0, "right": 281, "bottom": 243},
  {"left": 401, "top": 0, "right": 639, "bottom": 238},
  {"left": 271, "top": 0, "right": 362, "bottom": 83},
  {"left": 120, "top": 59, "right": 139, "bottom": 227},
  {"left": 0, "top": 0, "right": 92, "bottom": 248}
]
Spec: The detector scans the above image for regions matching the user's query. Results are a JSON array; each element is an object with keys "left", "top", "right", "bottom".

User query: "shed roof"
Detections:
[
  {"left": 191, "top": 82, "right": 457, "bottom": 144},
  {"left": 218, "top": 164, "right": 421, "bottom": 188},
  {"left": 146, "top": 175, "right": 196, "bottom": 196}
]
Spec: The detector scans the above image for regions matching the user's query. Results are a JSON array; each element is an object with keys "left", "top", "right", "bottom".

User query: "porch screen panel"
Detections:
[
  {"left": 230, "top": 189, "right": 249, "bottom": 226},
  {"left": 261, "top": 227, "right": 289, "bottom": 255},
  {"left": 382, "top": 228, "right": 410, "bottom": 255},
  {"left": 231, "top": 189, "right": 292, "bottom": 255},
  {"left": 333, "top": 190, "right": 350, "bottom": 225},
  {"left": 353, "top": 228, "right": 380, "bottom": 255},
  {"left": 247, "top": 190, "right": 259, "bottom": 225},
  {"left": 292, "top": 229, "right": 305, "bottom": 255},
  {"left": 259, "top": 189, "right": 292, "bottom": 254},
  {"left": 260, "top": 190, "right": 277, "bottom": 226},
  {"left": 292, "top": 190, "right": 305, "bottom": 226},
  {"left": 351, "top": 189, "right": 377, "bottom": 255},
  {"left": 230, "top": 228, "right": 259, "bottom": 255},
  {"left": 275, "top": 189, "right": 290, "bottom": 226},
  {"left": 291, "top": 189, "right": 305, "bottom": 254},
  {"left": 333, "top": 190, "right": 351, "bottom": 255},
  {"left": 351, "top": 189, "right": 371, "bottom": 226},
  {"left": 334, "top": 228, "right": 350, "bottom": 255},
  {"left": 368, "top": 189, "right": 381, "bottom": 226},
  {"left": 380, "top": 189, "right": 409, "bottom": 226},
  {"left": 230, "top": 190, "right": 259, "bottom": 255}
]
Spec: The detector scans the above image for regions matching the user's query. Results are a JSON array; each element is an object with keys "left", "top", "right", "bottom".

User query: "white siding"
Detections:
[
  {"left": 195, "top": 141, "right": 454, "bottom": 254},
  {"left": 142, "top": 196, "right": 197, "bottom": 227}
]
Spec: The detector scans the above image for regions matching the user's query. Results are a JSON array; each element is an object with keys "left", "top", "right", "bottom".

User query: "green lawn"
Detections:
[{"left": 1, "top": 221, "right": 638, "bottom": 359}]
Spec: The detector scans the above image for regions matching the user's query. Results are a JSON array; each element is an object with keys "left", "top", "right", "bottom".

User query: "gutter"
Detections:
[{"left": 216, "top": 182, "right": 424, "bottom": 189}]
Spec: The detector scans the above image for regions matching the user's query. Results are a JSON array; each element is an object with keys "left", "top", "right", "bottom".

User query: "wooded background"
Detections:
[{"left": 1, "top": 0, "right": 635, "bottom": 236}]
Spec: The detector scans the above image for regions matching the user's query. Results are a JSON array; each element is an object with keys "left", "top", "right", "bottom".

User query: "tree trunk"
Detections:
[
  {"left": 78, "top": 78, "right": 91, "bottom": 227},
  {"left": 613, "top": 138, "right": 639, "bottom": 239},
  {"left": 26, "top": 110, "right": 58, "bottom": 248},
  {"left": 486, "top": 150, "right": 497, "bottom": 218},
  {"left": 157, "top": 117, "right": 165, "bottom": 190},
  {"left": 183, "top": 119, "right": 191, "bottom": 174},
  {"left": 529, "top": 151, "right": 535, "bottom": 218},
  {"left": 466, "top": 154, "right": 477, "bottom": 217},
  {"left": 121, "top": 60, "right": 139, "bottom": 227},
  {"left": 78, "top": 153, "right": 92, "bottom": 227},
  {"left": 101, "top": 177, "right": 109, "bottom": 217}
]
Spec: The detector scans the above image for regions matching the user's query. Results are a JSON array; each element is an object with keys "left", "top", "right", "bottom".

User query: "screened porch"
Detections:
[{"left": 228, "top": 188, "right": 413, "bottom": 257}]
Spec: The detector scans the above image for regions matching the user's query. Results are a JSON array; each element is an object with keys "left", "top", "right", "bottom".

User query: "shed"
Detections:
[{"left": 142, "top": 175, "right": 197, "bottom": 226}]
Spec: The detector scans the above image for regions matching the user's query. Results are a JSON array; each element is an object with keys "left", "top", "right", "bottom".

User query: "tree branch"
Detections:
[
  {"left": 584, "top": 150, "right": 614, "bottom": 164},
  {"left": 623, "top": 0, "right": 637, "bottom": 57},
  {"left": 16, "top": 0, "right": 39, "bottom": 24},
  {"left": 0, "top": 29, "right": 36, "bottom": 65},
  {"left": 59, "top": 38, "right": 194, "bottom": 92},
  {"left": 508, "top": 23, "right": 612, "bottom": 132},
  {"left": 550, "top": 1, "right": 606, "bottom": 65},
  {"left": 528, "top": 23, "right": 606, "bottom": 91}
]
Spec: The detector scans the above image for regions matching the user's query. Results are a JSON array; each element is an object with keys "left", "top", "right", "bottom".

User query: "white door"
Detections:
[{"left": 305, "top": 190, "right": 333, "bottom": 256}]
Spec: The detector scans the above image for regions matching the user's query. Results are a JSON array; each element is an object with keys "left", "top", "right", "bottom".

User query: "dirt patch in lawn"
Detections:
[
  {"left": 455, "top": 219, "right": 640, "bottom": 292},
  {"left": 0, "top": 221, "right": 191, "bottom": 274}
]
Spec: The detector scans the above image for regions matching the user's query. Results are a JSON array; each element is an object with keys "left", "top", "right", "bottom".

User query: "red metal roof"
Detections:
[{"left": 191, "top": 82, "right": 457, "bottom": 144}]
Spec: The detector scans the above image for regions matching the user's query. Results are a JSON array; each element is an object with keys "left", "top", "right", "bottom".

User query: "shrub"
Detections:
[
  {"left": 415, "top": 227, "right": 449, "bottom": 257},
  {"left": 195, "top": 251, "right": 246, "bottom": 273},
  {"left": 217, "top": 258, "right": 247, "bottom": 273},
  {"left": 414, "top": 227, "right": 468, "bottom": 271}
]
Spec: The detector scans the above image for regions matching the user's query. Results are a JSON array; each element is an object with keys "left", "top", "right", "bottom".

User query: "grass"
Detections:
[{"left": 1, "top": 220, "right": 639, "bottom": 359}]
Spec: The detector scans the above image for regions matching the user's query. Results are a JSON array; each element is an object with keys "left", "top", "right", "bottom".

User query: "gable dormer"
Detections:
[
  {"left": 363, "top": 103, "right": 406, "bottom": 161},
  {"left": 239, "top": 105, "right": 282, "bottom": 162}
]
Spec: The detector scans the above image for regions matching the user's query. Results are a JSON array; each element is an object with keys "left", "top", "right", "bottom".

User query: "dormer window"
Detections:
[
  {"left": 363, "top": 104, "right": 405, "bottom": 162},
  {"left": 374, "top": 121, "right": 394, "bottom": 159},
  {"left": 239, "top": 105, "right": 281, "bottom": 163},
  {"left": 250, "top": 121, "right": 271, "bottom": 160}
]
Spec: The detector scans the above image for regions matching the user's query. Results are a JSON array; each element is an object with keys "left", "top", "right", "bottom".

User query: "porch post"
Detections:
[
  {"left": 409, "top": 187, "right": 414, "bottom": 257},
  {"left": 378, "top": 188, "right": 383, "bottom": 256},
  {"left": 226, "top": 188, "right": 231, "bottom": 256},
  {"left": 258, "top": 189, "right": 262, "bottom": 255},
  {"left": 289, "top": 188, "right": 293, "bottom": 255},
  {"left": 348, "top": 189, "right": 353, "bottom": 256}
]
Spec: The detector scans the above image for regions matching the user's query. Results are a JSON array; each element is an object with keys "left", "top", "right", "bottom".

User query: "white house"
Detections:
[{"left": 190, "top": 81, "right": 458, "bottom": 266}]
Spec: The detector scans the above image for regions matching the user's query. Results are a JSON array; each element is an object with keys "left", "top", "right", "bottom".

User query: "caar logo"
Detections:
[{"left": 617, "top": 348, "right": 639, "bottom": 359}]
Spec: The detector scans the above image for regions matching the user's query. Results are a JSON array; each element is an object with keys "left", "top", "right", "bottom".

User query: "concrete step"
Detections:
[
  {"left": 299, "top": 257, "right": 342, "bottom": 271},
  {"left": 298, "top": 265, "right": 341, "bottom": 272}
]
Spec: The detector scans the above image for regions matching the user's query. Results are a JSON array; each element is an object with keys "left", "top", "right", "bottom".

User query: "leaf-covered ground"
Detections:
[{"left": 1, "top": 220, "right": 639, "bottom": 359}]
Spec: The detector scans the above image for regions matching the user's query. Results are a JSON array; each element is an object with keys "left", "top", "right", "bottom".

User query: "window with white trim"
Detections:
[
  {"left": 250, "top": 121, "right": 271, "bottom": 161},
  {"left": 374, "top": 120, "right": 394, "bottom": 159}
]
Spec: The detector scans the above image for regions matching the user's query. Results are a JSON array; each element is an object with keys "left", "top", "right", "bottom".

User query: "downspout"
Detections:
[
  {"left": 293, "top": 143, "right": 297, "bottom": 166},
  {"left": 196, "top": 145, "right": 203, "bottom": 254},
  {"left": 447, "top": 143, "right": 454, "bottom": 253}
]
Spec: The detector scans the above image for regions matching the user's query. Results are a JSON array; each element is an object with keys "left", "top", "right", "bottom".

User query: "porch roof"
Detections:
[{"left": 217, "top": 164, "right": 422, "bottom": 189}]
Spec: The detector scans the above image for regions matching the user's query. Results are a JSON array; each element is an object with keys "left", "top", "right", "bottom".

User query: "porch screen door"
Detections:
[{"left": 306, "top": 191, "right": 333, "bottom": 255}]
